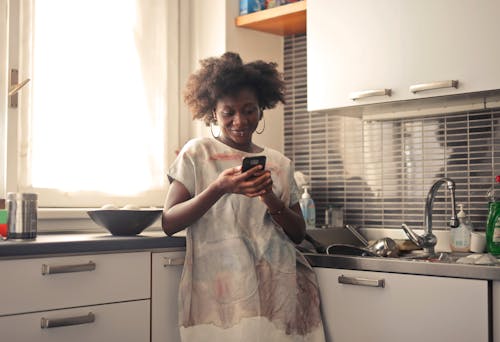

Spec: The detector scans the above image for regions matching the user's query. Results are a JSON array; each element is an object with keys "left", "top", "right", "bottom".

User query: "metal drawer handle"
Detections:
[
  {"left": 338, "top": 274, "right": 385, "bottom": 288},
  {"left": 349, "top": 89, "right": 391, "bottom": 100},
  {"left": 409, "top": 80, "right": 458, "bottom": 93},
  {"left": 163, "top": 257, "right": 185, "bottom": 267},
  {"left": 41, "top": 312, "right": 95, "bottom": 329},
  {"left": 41, "top": 261, "right": 96, "bottom": 275}
]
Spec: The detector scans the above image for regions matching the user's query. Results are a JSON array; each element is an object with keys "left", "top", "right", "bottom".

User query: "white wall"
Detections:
[
  {"left": 4, "top": 0, "right": 19, "bottom": 195},
  {"left": 0, "top": 0, "right": 9, "bottom": 195},
  {"left": 226, "top": 0, "right": 284, "bottom": 153},
  {"left": 185, "top": 0, "right": 284, "bottom": 152}
]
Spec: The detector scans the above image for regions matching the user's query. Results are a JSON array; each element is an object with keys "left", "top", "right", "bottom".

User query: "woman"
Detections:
[{"left": 162, "top": 52, "right": 325, "bottom": 341}]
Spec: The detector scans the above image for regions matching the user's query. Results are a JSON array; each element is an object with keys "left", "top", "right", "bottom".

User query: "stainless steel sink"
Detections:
[
  {"left": 303, "top": 227, "right": 499, "bottom": 266},
  {"left": 398, "top": 250, "right": 469, "bottom": 263},
  {"left": 397, "top": 251, "right": 500, "bottom": 268}
]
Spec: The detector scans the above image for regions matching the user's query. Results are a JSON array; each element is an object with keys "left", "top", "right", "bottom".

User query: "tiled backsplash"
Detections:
[{"left": 284, "top": 34, "right": 500, "bottom": 231}]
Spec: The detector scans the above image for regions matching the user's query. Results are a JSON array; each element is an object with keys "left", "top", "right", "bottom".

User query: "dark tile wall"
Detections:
[{"left": 284, "top": 34, "right": 500, "bottom": 231}]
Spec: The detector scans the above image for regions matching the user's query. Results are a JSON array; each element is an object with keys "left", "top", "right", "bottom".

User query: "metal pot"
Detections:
[
  {"left": 303, "top": 225, "right": 399, "bottom": 258},
  {"left": 345, "top": 224, "right": 399, "bottom": 257}
]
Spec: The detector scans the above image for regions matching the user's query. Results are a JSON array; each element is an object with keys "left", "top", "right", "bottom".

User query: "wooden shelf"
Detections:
[{"left": 235, "top": 1, "right": 306, "bottom": 36}]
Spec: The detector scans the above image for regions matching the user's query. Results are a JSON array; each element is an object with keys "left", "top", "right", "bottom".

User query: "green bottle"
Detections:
[{"left": 486, "top": 175, "right": 500, "bottom": 255}]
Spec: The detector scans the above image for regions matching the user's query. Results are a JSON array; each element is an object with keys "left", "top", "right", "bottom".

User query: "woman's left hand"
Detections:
[{"left": 240, "top": 168, "right": 273, "bottom": 197}]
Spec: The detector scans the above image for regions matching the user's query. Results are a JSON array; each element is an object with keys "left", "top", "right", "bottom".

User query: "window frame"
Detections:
[{"left": 1, "top": 0, "right": 191, "bottom": 230}]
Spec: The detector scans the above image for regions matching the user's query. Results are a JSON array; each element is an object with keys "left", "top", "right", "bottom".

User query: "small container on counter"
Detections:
[
  {"left": 299, "top": 186, "right": 316, "bottom": 229},
  {"left": 470, "top": 231, "right": 487, "bottom": 253},
  {"left": 324, "top": 204, "right": 344, "bottom": 228},
  {"left": 450, "top": 203, "right": 472, "bottom": 252},
  {"left": 6, "top": 192, "right": 38, "bottom": 239},
  {"left": 0, "top": 200, "right": 7, "bottom": 238}
]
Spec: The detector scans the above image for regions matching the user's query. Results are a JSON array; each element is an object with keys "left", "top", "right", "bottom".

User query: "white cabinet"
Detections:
[
  {"left": 314, "top": 267, "right": 489, "bottom": 342},
  {"left": 307, "top": 0, "right": 500, "bottom": 112},
  {"left": 308, "top": 0, "right": 402, "bottom": 111},
  {"left": 494, "top": 281, "right": 500, "bottom": 342},
  {"left": 0, "top": 252, "right": 151, "bottom": 342},
  {"left": 151, "top": 251, "right": 185, "bottom": 342}
]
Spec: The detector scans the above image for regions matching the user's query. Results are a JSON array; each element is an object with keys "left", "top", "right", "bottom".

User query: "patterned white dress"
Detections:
[{"left": 168, "top": 137, "right": 325, "bottom": 342}]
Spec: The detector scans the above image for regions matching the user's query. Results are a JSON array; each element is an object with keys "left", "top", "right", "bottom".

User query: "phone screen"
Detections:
[{"left": 242, "top": 156, "right": 266, "bottom": 172}]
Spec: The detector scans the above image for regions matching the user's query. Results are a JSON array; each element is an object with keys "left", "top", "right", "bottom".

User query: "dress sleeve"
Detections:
[{"left": 167, "top": 141, "right": 196, "bottom": 196}]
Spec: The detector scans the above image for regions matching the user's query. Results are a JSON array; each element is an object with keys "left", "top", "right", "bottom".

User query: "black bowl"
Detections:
[{"left": 87, "top": 209, "right": 162, "bottom": 236}]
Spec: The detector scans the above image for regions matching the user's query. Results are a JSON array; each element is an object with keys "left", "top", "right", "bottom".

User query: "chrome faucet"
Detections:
[{"left": 402, "top": 178, "right": 459, "bottom": 255}]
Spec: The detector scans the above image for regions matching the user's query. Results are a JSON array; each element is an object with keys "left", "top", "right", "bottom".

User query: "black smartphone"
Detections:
[{"left": 242, "top": 156, "right": 266, "bottom": 173}]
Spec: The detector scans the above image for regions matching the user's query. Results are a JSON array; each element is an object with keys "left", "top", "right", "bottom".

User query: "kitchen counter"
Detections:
[
  {"left": 0, "top": 231, "right": 185, "bottom": 259},
  {"left": 1, "top": 231, "right": 499, "bottom": 281},
  {"left": 305, "top": 253, "right": 500, "bottom": 281}
]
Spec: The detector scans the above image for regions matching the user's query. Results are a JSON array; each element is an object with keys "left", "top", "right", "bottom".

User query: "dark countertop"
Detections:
[
  {"left": 2, "top": 231, "right": 499, "bottom": 281},
  {"left": 305, "top": 253, "right": 500, "bottom": 281},
  {"left": 0, "top": 231, "right": 186, "bottom": 259}
]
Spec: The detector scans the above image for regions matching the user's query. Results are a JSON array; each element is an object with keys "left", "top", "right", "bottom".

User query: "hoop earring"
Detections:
[
  {"left": 210, "top": 122, "right": 221, "bottom": 138},
  {"left": 255, "top": 118, "right": 265, "bottom": 134}
]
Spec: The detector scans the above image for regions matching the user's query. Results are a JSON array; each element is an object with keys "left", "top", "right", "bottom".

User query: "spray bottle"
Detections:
[{"left": 299, "top": 186, "right": 316, "bottom": 229}]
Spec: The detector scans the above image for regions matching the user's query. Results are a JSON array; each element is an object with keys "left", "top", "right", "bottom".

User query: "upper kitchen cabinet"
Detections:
[{"left": 307, "top": 0, "right": 500, "bottom": 112}]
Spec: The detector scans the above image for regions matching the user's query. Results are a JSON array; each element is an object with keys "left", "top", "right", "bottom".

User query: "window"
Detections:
[{"left": 3, "top": 0, "right": 183, "bottom": 209}]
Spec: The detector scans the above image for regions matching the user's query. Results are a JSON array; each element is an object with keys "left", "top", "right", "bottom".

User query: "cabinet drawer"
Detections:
[
  {"left": 0, "top": 252, "right": 150, "bottom": 316},
  {"left": 0, "top": 299, "right": 150, "bottom": 342}
]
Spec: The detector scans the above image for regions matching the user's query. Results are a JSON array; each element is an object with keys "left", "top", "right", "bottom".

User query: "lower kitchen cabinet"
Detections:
[
  {"left": 495, "top": 281, "right": 500, "bottom": 342},
  {"left": 0, "top": 249, "right": 188, "bottom": 341},
  {"left": 314, "top": 268, "right": 489, "bottom": 342},
  {"left": 151, "top": 251, "right": 185, "bottom": 342},
  {"left": 0, "top": 251, "right": 151, "bottom": 342},
  {"left": 0, "top": 299, "right": 150, "bottom": 341}
]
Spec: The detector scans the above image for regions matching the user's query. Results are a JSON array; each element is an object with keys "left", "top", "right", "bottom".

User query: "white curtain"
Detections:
[{"left": 17, "top": 0, "right": 171, "bottom": 207}]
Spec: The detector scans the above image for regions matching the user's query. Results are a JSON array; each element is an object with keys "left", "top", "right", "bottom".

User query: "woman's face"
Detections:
[{"left": 214, "top": 88, "right": 261, "bottom": 151}]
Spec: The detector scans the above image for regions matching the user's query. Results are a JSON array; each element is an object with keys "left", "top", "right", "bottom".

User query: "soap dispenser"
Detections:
[
  {"left": 450, "top": 203, "right": 472, "bottom": 252},
  {"left": 299, "top": 186, "right": 316, "bottom": 229}
]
